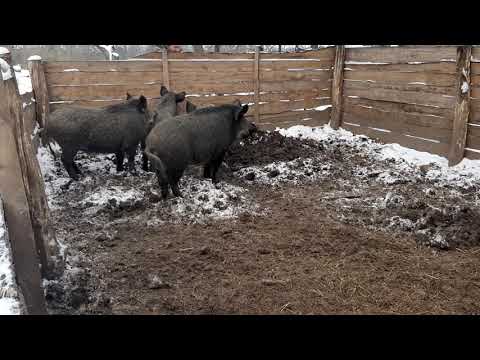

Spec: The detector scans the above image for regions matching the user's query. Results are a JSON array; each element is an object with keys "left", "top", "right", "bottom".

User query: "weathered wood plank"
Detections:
[
  {"left": 260, "top": 79, "right": 331, "bottom": 93},
  {"left": 169, "top": 61, "right": 254, "bottom": 73},
  {"left": 344, "top": 79, "right": 455, "bottom": 96},
  {"left": 343, "top": 82, "right": 455, "bottom": 109},
  {"left": 343, "top": 97, "right": 454, "bottom": 118},
  {"left": 342, "top": 105, "right": 452, "bottom": 143},
  {"left": 342, "top": 122, "right": 450, "bottom": 157},
  {"left": 259, "top": 108, "right": 331, "bottom": 129},
  {"left": 48, "top": 84, "right": 164, "bottom": 101},
  {"left": 448, "top": 46, "right": 472, "bottom": 166},
  {"left": 344, "top": 69, "right": 456, "bottom": 87},
  {"left": 45, "top": 71, "right": 164, "bottom": 86},
  {"left": 29, "top": 60, "right": 50, "bottom": 128},
  {"left": 44, "top": 60, "right": 163, "bottom": 73},
  {"left": 346, "top": 46, "right": 457, "bottom": 64},
  {"left": 259, "top": 98, "right": 331, "bottom": 116},
  {"left": 170, "top": 80, "right": 254, "bottom": 95},
  {"left": 260, "top": 61, "right": 333, "bottom": 72},
  {"left": 464, "top": 149, "right": 480, "bottom": 160},
  {"left": 330, "top": 45, "right": 346, "bottom": 129},
  {"left": 260, "top": 69, "right": 332, "bottom": 82},
  {"left": 260, "top": 48, "right": 336, "bottom": 60},
  {"left": 344, "top": 62, "right": 457, "bottom": 74},
  {"left": 260, "top": 88, "right": 331, "bottom": 102}
]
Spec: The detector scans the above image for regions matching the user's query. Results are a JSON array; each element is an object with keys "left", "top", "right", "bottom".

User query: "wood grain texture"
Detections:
[
  {"left": 346, "top": 46, "right": 457, "bottom": 64},
  {"left": 448, "top": 46, "right": 472, "bottom": 166}
]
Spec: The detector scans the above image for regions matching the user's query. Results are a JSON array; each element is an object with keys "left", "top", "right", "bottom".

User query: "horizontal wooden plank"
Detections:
[
  {"left": 258, "top": 98, "right": 331, "bottom": 116},
  {"left": 346, "top": 46, "right": 457, "bottom": 64},
  {"left": 465, "top": 149, "right": 480, "bottom": 160},
  {"left": 343, "top": 82, "right": 455, "bottom": 109},
  {"left": 44, "top": 61, "right": 163, "bottom": 73},
  {"left": 344, "top": 69, "right": 456, "bottom": 87},
  {"left": 170, "top": 70, "right": 253, "bottom": 83},
  {"left": 45, "top": 71, "right": 164, "bottom": 86},
  {"left": 166, "top": 52, "right": 255, "bottom": 60},
  {"left": 343, "top": 97, "right": 454, "bottom": 118},
  {"left": 342, "top": 105, "right": 452, "bottom": 143},
  {"left": 259, "top": 108, "right": 331, "bottom": 129},
  {"left": 342, "top": 122, "right": 450, "bottom": 157},
  {"left": 184, "top": 94, "right": 255, "bottom": 107},
  {"left": 261, "top": 88, "right": 331, "bottom": 102},
  {"left": 471, "top": 47, "right": 480, "bottom": 63},
  {"left": 344, "top": 79, "right": 455, "bottom": 96},
  {"left": 169, "top": 80, "right": 254, "bottom": 95},
  {"left": 344, "top": 62, "right": 457, "bottom": 74},
  {"left": 259, "top": 116, "right": 330, "bottom": 131},
  {"left": 468, "top": 100, "right": 480, "bottom": 124},
  {"left": 260, "top": 48, "right": 336, "bottom": 60},
  {"left": 471, "top": 63, "right": 480, "bottom": 74},
  {"left": 260, "top": 69, "right": 332, "bottom": 82},
  {"left": 260, "top": 60, "right": 333, "bottom": 71},
  {"left": 260, "top": 79, "right": 331, "bottom": 93},
  {"left": 169, "top": 61, "right": 254, "bottom": 73},
  {"left": 48, "top": 84, "right": 163, "bottom": 101},
  {"left": 470, "top": 87, "right": 480, "bottom": 99}
]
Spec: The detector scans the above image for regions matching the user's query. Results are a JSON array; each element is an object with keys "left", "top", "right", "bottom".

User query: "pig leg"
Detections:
[
  {"left": 141, "top": 141, "right": 149, "bottom": 172},
  {"left": 170, "top": 169, "right": 184, "bottom": 198},
  {"left": 61, "top": 149, "right": 80, "bottom": 181},
  {"left": 116, "top": 150, "right": 125, "bottom": 172},
  {"left": 210, "top": 152, "right": 226, "bottom": 184},
  {"left": 157, "top": 173, "right": 170, "bottom": 199},
  {"left": 203, "top": 164, "right": 212, "bottom": 179},
  {"left": 125, "top": 146, "right": 137, "bottom": 174}
]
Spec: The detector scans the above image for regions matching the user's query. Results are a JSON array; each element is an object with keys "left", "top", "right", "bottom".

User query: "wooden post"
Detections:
[
  {"left": 28, "top": 57, "right": 50, "bottom": 129},
  {"left": 162, "top": 49, "right": 170, "bottom": 90},
  {"left": 254, "top": 46, "right": 261, "bottom": 124},
  {"left": 6, "top": 53, "right": 63, "bottom": 280},
  {"left": 0, "top": 49, "right": 48, "bottom": 314},
  {"left": 329, "top": 45, "right": 346, "bottom": 130},
  {"left": 448, "top": 46, "right": 472, "bottom": 166}
]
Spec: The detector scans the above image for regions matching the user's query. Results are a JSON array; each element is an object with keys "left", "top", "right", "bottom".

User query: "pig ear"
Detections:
[
  {"left": 160, "top": 85, "right": 169, "bottom": 96},
  {"left": 175, "top": 92, "right": 186, "bottom": 103},
  {"left": 126, "top": 92, "right": 132, "bottom": 100},
  {"left": 137, "top": 95, "right": 148, "bottom": 112},
  {"left": 234, "top": 104, "right": 249, "bottom": 121},
  {"left": 232, "top": 99, "right": 242, "bottom": 107}
]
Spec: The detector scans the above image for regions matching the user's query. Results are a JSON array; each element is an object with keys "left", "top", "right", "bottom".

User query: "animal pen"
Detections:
[{"left": 1, "top": 45, "right": 480, "bottom": 314}]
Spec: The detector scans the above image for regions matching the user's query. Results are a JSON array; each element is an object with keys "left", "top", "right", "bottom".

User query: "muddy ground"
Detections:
[{"left": 41, "top": 128, "right": 480, "bottom": 314}]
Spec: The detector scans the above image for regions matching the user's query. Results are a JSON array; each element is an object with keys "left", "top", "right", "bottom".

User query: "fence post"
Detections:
[
  {"left": 254, "top": 46, "right": 261, "bottom": 124},
  {"left": 448, "top": 45, "right": 472, "bottom": 166},
  {"left": 329, "top": 45, "right": 346, "bottom": 130},
  {"left": 28, "top": 57, "right": 50, "bottom": 129},
  {"left": 9, "top": 53, "right": 64, "bottom": 280},
  {"left": 162, "top": 49, "right": 170, "bottom": 90},
  {"left": 0, "top": 48, "right": 48, "bottom": 314}
]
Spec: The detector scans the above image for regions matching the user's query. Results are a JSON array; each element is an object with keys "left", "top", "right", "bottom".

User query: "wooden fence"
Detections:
[
  {"left": 29, "top": 46, "right": 480, "bottom": 165},
  {"left": 0, "top": 49, "right": 63, "bottom": 314},
  {"left": 33, "top": 48, "right": 335, "bottom": 132}
]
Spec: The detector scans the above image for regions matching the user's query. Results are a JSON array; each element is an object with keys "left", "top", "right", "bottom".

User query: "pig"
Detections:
[
  {"left": 145, "top": 100, "right": 256, "bottom": 199},
  {"left": 42, "top": 95, "right": 153, "bottom": 180},
  {"left": 140, "top": 86, "right": 193, "bottom": 171}
]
